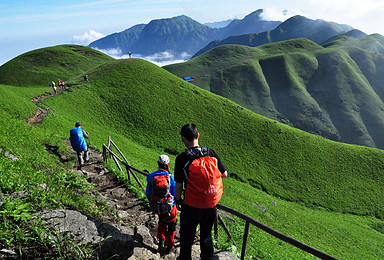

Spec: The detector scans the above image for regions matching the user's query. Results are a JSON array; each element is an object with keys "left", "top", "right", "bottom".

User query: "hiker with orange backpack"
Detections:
[
  {"left": 146, "top": 154, "right": 177, "bottom": 255},
  {"left": 175, "top": 123, "right": 227, "bottom": 260}
]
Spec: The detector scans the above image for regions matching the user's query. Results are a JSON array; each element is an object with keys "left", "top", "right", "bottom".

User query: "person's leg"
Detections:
[
  {"left": 200, "top": 207, "right": 217, "bottom": 260},
  {"left": 76, "top": 151, "right": 84, "bottom": 167},
  {"left": 164, "top": 206, "right": 177, "bottom": 248},
  {"left": 83, "top": 148, "right": 89, "bottom": 163},
  {"left": 179, "top": 204, "right": 200, "bottom": 260},
  {"left": 157, "top": 216, "right": 166, "bottom": 253},
  {"left": 158, "top": 219, "right": 166, "bottom": 241}
]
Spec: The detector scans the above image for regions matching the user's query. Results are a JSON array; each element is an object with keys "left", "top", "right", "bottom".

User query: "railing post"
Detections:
[
  {"left": 217, "top": 214, "right": 238, "bottom": 248},
  {"left": 241, "top": 221, "right": 250, "bottom": 260},
  {"left": 103, "top": 145, "right": 107, "bottom": 163}
]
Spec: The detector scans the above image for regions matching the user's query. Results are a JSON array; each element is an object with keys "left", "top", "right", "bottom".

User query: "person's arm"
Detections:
[
  {"left": 175, "top": 182, "right": 183, "bottom": 200},
  {"left": 210, "top": 148, "right": 228, "bottom": 177},
  {"left": 145, "top": 174, "right": 152, "bottom": 201},
  {"left": 82, "top": 129, "right": 89, "bottom": 139}
]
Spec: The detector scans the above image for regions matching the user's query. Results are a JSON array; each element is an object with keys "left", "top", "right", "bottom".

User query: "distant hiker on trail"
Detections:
[
  {"left": 128, "top": 51, "right": 132, "bottom": 58},
  {"left": 84, "top": 74, "right": 89, "bottom": 82},
  {"left": 51, "top": 81, "right": 57, "bottom": 94},
  {"left": 175, "top": 123, "right": 227, "bottom": 260},
  {"left": 58, "top": 79, "right": 65, "bottom": 90},
  {"left": 69, "top": 122, "right": 89, "bottom": 169},
  {"left": 146, "top": 154, "right": 177, "bottom": 255}
]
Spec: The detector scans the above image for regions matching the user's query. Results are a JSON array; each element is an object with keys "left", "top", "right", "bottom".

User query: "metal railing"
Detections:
[{"left": 102, "top": 137, "right": 339, "bottom": 260}]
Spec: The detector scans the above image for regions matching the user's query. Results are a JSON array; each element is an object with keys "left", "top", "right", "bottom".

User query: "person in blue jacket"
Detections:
[
  {"left": 146, "top": 154, "right": 177, "bottom": 255},
  {"left": 70, "top": 122, "right": 89, "bottom": 169}
]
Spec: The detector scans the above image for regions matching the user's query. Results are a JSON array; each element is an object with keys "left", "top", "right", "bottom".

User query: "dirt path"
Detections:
[
  {"left": 28, "top": 86, "right": 67, "bottom": 125},
  {"left": 28, "top": 86, "right": 158, "bottom": 232},
  {"left": 67, "top": 140, "right": 157, "bottom": 230}
]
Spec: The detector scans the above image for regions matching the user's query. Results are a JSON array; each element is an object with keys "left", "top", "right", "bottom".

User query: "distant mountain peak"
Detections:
[
  {"left": 243, "top": 9, "right": 264, "bottom": 20},
  {"left": 88, "top": 9, "right": 282, "bottom": 60}
]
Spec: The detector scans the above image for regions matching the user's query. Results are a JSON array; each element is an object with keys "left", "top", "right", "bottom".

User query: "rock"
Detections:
[
  {"left": 134, "top": 225, "right": 156, "bottom": 247},
  {"left": 216, "top": 250, "right": 239, "bottom": 259},
  {"left": 38, "top": 209, "right": 134, "bottom": 259},
  {"left": 0, "top": 249, "right": 17, "bottom": 259}
]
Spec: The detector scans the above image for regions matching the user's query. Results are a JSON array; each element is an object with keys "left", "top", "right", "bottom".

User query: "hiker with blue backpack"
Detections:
[
  {"left": 69, "top": 122, "right": 89, "bottom": 169},
  {"left": 175, "top": 123, "right": 227, "bottom": 260},
  {"left": 146, "top": 154, "right": 177, "bottom": 255}
]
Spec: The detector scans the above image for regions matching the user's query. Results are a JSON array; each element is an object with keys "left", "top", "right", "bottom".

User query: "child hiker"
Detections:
[{"left": 146, "top": 154, "right": 177, "bottom": 255}]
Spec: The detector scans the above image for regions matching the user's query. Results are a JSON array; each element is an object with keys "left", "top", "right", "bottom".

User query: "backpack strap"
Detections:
[{"left": 182, "top": 147, "right": 209, "bottom": 181}]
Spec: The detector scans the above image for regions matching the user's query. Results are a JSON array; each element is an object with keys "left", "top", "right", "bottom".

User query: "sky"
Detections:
[{"left": 1, "top": 0, "right": 384, "bottom": 65}]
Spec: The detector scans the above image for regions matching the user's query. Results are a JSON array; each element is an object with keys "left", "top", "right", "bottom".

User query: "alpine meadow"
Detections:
[
  {"left": 0, "top": 43, "right": 383, "bottom": 259},
  {"left": 165, "top": 36, "right": 384, "bottom": 150}
]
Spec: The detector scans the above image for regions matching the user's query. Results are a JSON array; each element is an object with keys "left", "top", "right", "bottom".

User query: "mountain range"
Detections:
[
  {"left": 165, "top": 35, "right": 384, "bottom": 149},
  {"left": 193, "top": 15, "right": 355, "bottom": 57},
  {"left": 88, "top": 9, "right": 281, "bottom": 59}
]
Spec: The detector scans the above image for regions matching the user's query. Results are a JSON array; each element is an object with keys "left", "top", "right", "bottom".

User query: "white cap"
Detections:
[{"left": 158, "top": 154, "right": 170, "bottom": 165}]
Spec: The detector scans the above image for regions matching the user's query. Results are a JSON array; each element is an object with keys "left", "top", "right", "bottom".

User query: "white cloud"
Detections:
[
  {"left": 93, "top": 48, "right": 190, "bottom": 66},
  {"left": 72, "top": 30, "right": 105, "bottom": 45},
  {"left": 132, "top": 51, "right": 191, "bottom": 66},
  {"left": 95, "top": 47, "right": 123, "bottom": 56},
  {"left": 302, "top": 0, "right": 384, "bottom": 34},
  {"left": 260, "top": 7, "right": 302, "bottom": 22}
]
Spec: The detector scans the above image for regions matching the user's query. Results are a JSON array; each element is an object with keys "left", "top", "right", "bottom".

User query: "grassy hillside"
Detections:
[
  {"left": 0, "top": 84, "right": 112, "bottom": 257},
  {"left": 164, "top": 38, "right": 384, "bottom": 150},
  {"left": 1, "top": 46, "right": 384, "bottom": 259},
  {"left": 42, "top": 58, "right": 384, "bottom": 258},
  {"left": 0, "top": 45, "right": 114, "bottom": 87},
  {"left": 323, "top": 33, "right": 384, "bottom": 54}
]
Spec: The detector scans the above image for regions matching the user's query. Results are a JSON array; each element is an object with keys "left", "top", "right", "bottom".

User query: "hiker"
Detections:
[
  {"left": 84, "top": 74, "right": 89, "bottom": 82},
  {"left": 58, "top": 79, "right": 65, "bottom": 90},
  {"left": 128, "top": 51, "right": 132, "bottom": 58},
  {"left": 69, "top": 122, "right": 89, "bottom": 169},
  {"left": 51, "top": 81, "right": 57, "bottom": 94},
  {"left": 175, "top": 123, "right": 227, "bottom": 260},
  {"left": 146, "top": 154, "right": 177, "bottom": 255}
]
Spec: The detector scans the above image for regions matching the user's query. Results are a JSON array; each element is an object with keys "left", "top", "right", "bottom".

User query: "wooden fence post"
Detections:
[{"left": 241, "top": 221, "right": 250, "bottom": 260}]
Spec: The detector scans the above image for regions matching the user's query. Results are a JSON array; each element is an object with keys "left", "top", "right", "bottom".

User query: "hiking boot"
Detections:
[
  {"left": 158, "top": 239, "right": 165, "bottom": 254},
  {"left": 165, "top": 246, "right": 176, "bottom": 255}
]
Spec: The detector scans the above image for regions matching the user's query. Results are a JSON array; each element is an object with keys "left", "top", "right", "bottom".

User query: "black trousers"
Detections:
[{"left": 179, "top": 204, "right": 217, "bottom": 260}]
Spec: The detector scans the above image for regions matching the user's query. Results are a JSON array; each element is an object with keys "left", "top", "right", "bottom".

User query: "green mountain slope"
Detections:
[
  {"left": 323, "top": 33, "right": 384, "bottom": 53},
  {"left": 0, "top": 45, "right": 114, "bottom": 87},
  {"left": 165, "top": 38, "right": 384, "bottom": 149},
  {"left": 1, "top": 45, "right": 384, "bottom": 259},
  {"left": 36, "top": 55, "right": 384, "bottom": 218}
]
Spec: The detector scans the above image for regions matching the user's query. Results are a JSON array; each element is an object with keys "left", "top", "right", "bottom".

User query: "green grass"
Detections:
[
  {"left": 164, "top": 38, "right": 384, "bottom": 150},
  {"left": 0, "top": 45, "right": 114, "bottom": 87},
  {"left": 0, "top": 84, "right": 112, "bottom": 258},
  {"left": 40, "top": 58, "right": 384, "bottom": 259},
  {"left": 1, "top": 44, "right": 384, "bottom": 259}
]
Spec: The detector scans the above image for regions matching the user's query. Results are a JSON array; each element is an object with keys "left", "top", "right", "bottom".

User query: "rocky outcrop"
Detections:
[{"left": 38, "top": 209, "right": 239, "bottom": 260}]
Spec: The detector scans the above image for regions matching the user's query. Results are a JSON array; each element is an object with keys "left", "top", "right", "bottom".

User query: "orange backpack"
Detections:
[
  {"left": 150, "top": 174, "right": 174, "bottom": 215},
  {"left": 183, "top": 147, "right": 223, "bottom": 208}
]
